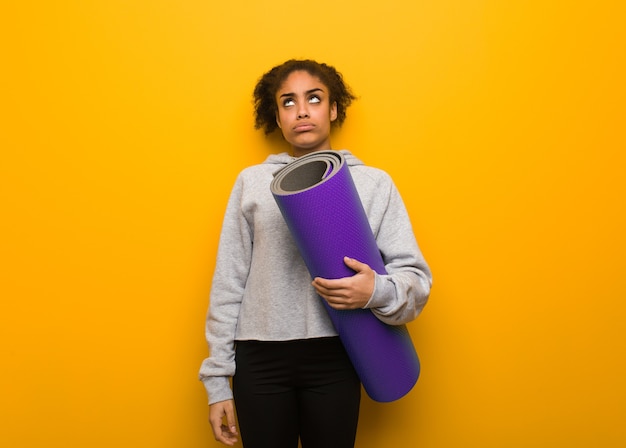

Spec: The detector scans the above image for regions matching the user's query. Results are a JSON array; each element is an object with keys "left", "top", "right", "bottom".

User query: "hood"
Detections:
[{"left": 263, "top": 150, "right": 364, "bottom": 167}]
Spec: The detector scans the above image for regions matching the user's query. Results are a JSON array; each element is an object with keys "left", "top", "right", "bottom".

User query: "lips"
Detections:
[{"left": 294, "top": 122, "right": 315, "bottom": 132}]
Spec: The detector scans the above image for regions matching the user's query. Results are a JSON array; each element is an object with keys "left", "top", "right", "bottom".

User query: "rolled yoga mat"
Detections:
[{"left": 270, "top": 150, "right": 420, "bottom": 402}]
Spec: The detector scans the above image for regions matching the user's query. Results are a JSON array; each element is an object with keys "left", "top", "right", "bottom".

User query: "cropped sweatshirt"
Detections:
[{"left": 199, "top": 150, "right": 432, "bottom": 404}]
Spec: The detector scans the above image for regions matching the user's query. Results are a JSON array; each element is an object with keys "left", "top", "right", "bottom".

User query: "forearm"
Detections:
[
  {"left": 201, "top": 374, "right": 234, "bottom": 405},
  {"left": 365, "top": 268, "right": 432, "bottom": 325}
]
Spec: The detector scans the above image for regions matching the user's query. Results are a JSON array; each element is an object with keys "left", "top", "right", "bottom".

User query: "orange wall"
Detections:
[{"left": 1, "top": 1, "right": 625, "bottom": 447}]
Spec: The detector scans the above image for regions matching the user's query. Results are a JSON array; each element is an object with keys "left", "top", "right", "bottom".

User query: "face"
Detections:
[{"left": 275, "top": 70, "right": 338, "bottom": 157}]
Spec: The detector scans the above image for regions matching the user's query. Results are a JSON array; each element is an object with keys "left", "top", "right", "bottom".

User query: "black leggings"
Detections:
[{"left": 233, "top": 337, "right": 361, "bottom": 448}]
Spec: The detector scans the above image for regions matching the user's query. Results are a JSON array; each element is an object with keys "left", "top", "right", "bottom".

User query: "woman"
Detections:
[{"left": 199, "top": 59, "right": 432, "bottom": 447}]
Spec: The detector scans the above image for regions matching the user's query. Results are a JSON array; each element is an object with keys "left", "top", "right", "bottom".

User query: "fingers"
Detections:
[
  {"left": 312, "top": 277, "right": 346, "bottom": 294},
  {"left": 312, "top": 257, "right": 369, "bottom": 290},
  {"left": 225, "top": 404, "right": 237, "bottom": 438},
  {"left": 209, "top": 400, "right": 238, "bottom": 446},
  {"left": 311, "top": 257, "right": 375, "bottom": 310},
  {"left": 343, "top": 256, "right": 368, "bottom": 272},
  {"left": 311, "top": 274, "right": 352, "bottom": 301}
]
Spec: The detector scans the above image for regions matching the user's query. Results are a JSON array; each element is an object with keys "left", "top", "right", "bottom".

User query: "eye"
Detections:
[
  {"left": 308, "top": 95, "right": 321, "bottom": 104},
  {"left": 282, "top": 98, "right": 295, "bottom": 107}
]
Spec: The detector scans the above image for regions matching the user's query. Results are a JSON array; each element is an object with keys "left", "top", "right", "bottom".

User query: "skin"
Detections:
[
  {"left": 274, "top": 70, "right": 337, "bottom": 157},
  {"left": 209, "top": 70, "right": 375, "bottom": 446},
  {"left": 209, "top": 399, "right": 238, "bottom": 446},
  {"left": 274, "top": 71, "right": 375, "bottom": 309}
]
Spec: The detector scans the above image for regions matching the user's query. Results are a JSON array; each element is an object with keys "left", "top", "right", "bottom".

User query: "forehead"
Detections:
[{"left": 277, "top": 70, "right": 327, "bottom": 95}]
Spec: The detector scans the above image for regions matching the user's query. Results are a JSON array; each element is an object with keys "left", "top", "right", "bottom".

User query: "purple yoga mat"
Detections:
[{"left": 270, "top": 150, "right": 420, "bottom": 402}]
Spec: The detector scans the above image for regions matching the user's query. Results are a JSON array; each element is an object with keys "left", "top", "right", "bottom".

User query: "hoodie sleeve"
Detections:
[
  {"left": 198, "top": 174, "right": 252, "bottom": 404},
  {"left": 363, "top": 178, "right": 432, "bottom": 325}
]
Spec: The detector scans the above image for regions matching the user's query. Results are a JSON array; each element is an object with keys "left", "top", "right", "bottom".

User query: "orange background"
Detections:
[{"left": 1, "top": 1, "right": 625, "bottom": 447}]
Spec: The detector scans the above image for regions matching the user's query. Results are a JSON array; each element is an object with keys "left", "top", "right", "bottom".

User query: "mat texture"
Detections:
[{"left": 270, "top": 151, "right": 420, "bottom": 402}]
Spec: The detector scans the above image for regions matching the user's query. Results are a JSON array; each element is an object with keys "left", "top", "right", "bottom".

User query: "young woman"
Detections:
[{"left": 199, "top": 59, "right": 432, "bottom": 448}]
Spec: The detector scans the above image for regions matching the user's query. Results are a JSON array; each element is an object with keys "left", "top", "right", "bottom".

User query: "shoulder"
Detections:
[
  {"left": 351, "top": 164, "right": 392, "bottom": 181},
  {"left": 237, "top": 153, "right": 291, "bottom": 180},
  {"left": 350, "top": 165, "right": 395, "bottom": 196},
  {"left": 234, "top": 162, "right": 284, "bottom": 186},
  {"left": 342, "top": 150, "right": 394, "bottom": 186},
  {"left": 238, "top": 163, "right": 274, "bottom": 177}
]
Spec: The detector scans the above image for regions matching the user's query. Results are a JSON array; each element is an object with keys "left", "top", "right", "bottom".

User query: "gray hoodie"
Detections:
[{"left": 199, "top": 150, "right": 432, "bottom": 404}]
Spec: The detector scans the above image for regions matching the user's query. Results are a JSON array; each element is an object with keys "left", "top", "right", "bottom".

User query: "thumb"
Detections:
[
  {"left": 226, "top": 407, "right": 237, "bottom": 434},
  {"left": 344, "top": 256, "right": 368, "bottom": 272}
]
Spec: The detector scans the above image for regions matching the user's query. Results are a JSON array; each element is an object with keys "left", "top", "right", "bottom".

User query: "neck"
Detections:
[{"left": 292, "top": 144, "right": 333, "bottom": 158}]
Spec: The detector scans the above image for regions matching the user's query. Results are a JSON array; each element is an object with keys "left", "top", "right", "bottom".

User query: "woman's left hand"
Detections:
[{"left": 312, "top": 257, "right": 375, "bottom": 310}]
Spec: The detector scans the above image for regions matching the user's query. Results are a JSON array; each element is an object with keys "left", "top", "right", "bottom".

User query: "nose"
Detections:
[{"left": 297, "top": 103, "right": 309, "bottom": 119}]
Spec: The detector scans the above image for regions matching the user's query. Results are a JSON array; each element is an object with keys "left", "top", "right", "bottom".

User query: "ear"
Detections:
[
  {"left": 276, "top": 111, "right": 282, "bottom": 129},
  {"left": 330, "top": 101, "right": 338, "bottom": 122}
]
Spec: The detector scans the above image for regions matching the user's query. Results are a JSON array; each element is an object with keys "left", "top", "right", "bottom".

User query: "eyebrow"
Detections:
[{"left": 279, "top": 88, "right": 324, "bottom": 99}]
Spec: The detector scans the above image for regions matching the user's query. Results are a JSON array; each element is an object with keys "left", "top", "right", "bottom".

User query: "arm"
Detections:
[
  {"left": 199, "top": 175, "right": 252, "bottom": 404},
  {"left": 367, "top": 179, "right": 432, "bottom": 324},
  {"left": 312, "top": 256, "right": 375, "bottom": 310},
  {"left": 312, "top": 178, "right": 432, "bottom": 325},
  {"left": 209, "top": 400, "right": 238, "bottom": 446}
]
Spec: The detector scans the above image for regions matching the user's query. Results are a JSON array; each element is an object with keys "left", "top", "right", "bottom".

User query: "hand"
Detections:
[
  {"left": 312, "top": 256, "right": 375, "bottom": 310},
  {"left": 209, "top": 399, "right": 238, "bottom": 446}
]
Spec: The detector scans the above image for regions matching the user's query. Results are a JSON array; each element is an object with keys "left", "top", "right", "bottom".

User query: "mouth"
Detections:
[{"left": 293, "top": 122, "right": 315, "bottom": 133}]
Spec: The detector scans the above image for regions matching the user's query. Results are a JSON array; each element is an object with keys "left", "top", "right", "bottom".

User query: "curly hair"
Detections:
[{"left": 253, "top": 59, "right": 356, "bottom": 135}]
